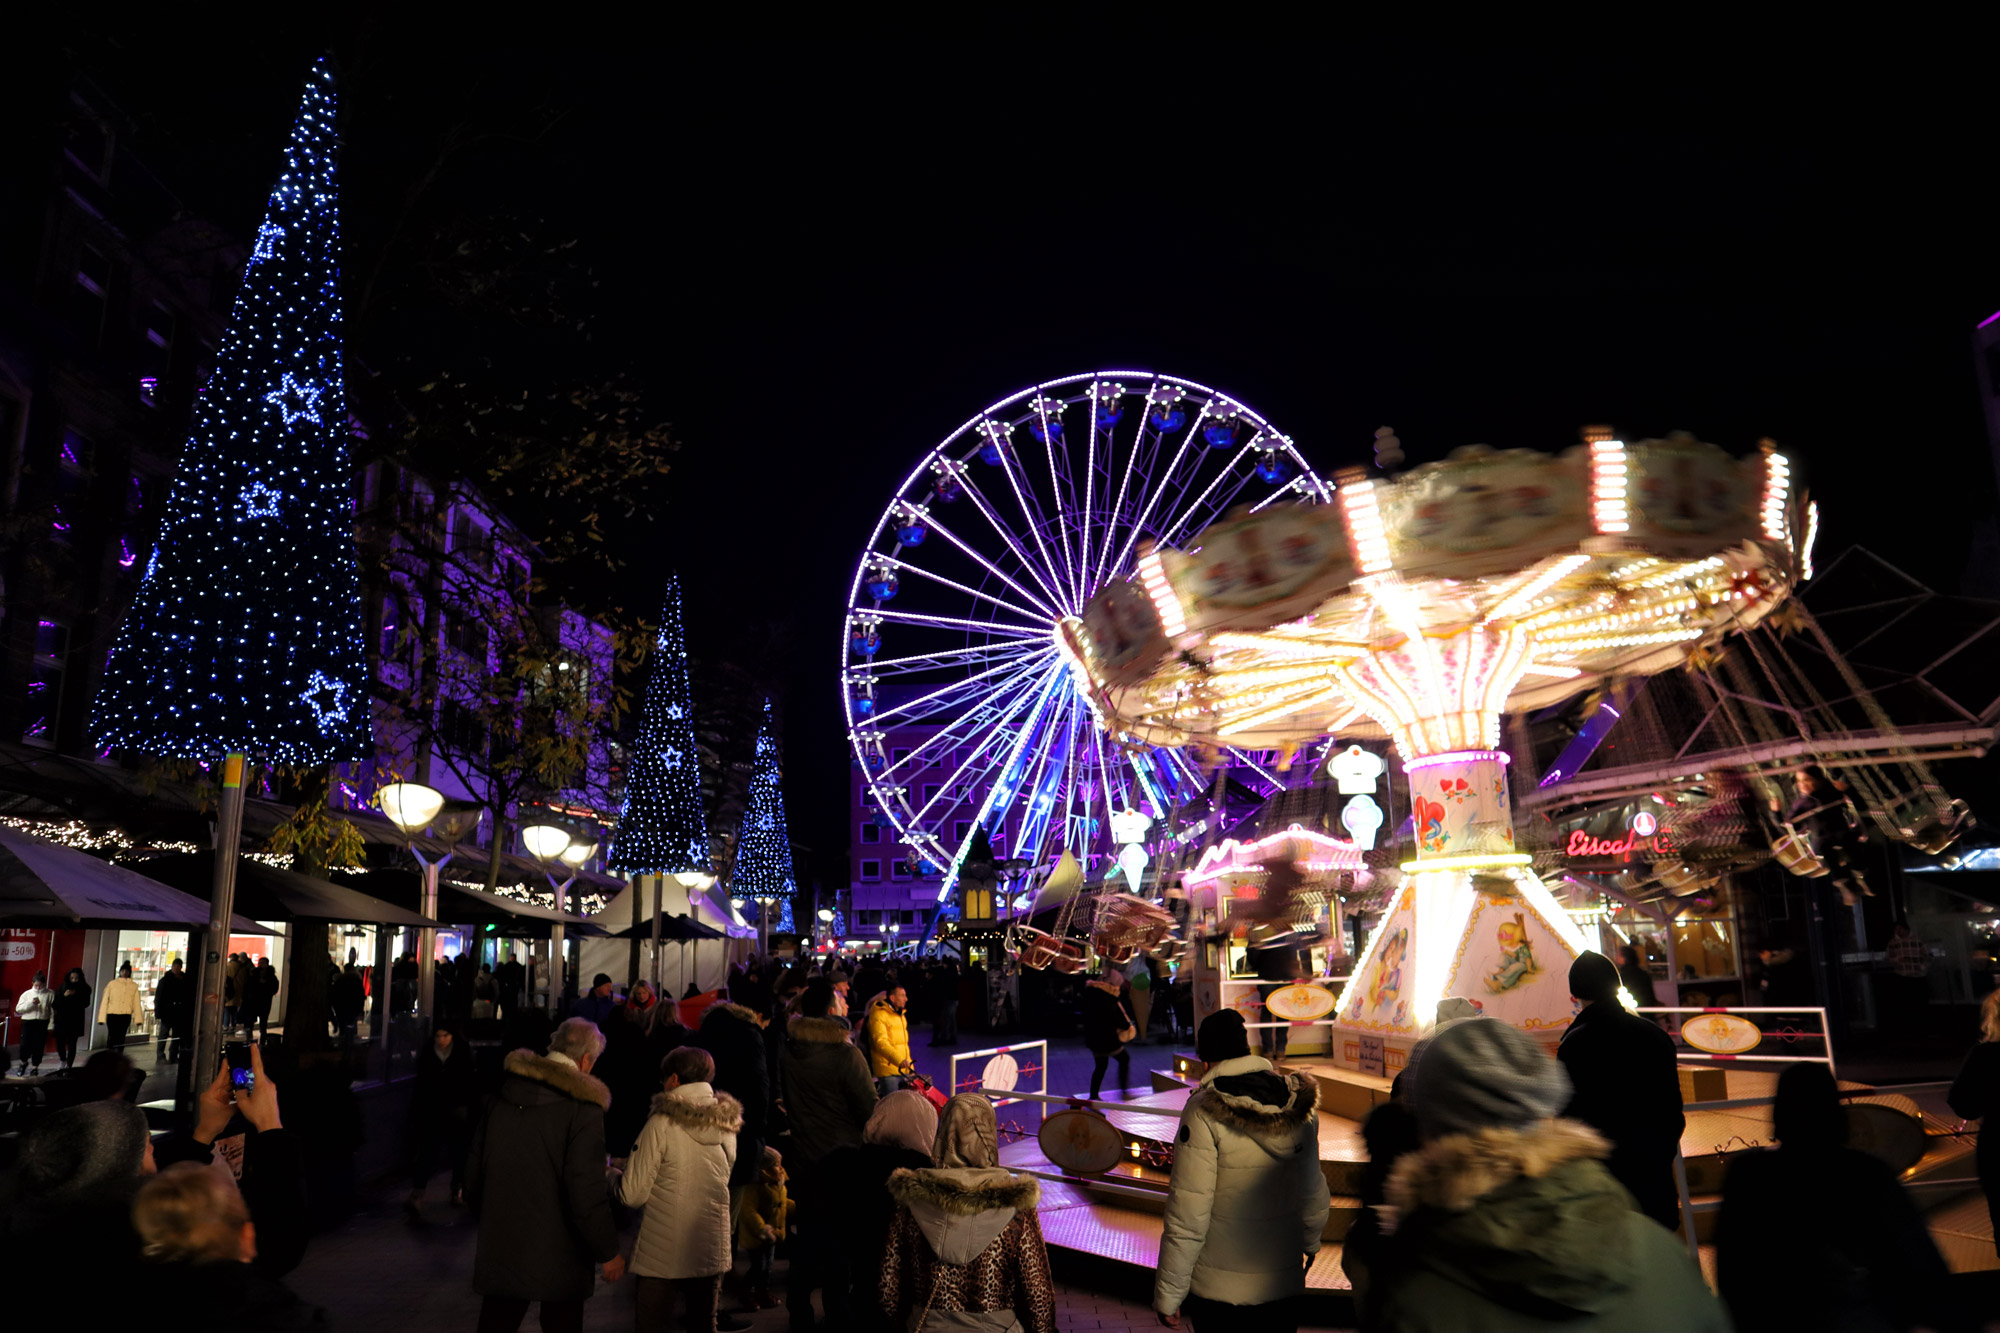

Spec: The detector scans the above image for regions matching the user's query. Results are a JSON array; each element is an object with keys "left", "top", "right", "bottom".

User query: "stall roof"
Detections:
[
  {"left": 0, "top": 827, "right": 266, "bottom": 931},
  {"left": 131, "top": 853, "right": 440, "bottom": 928},
  {"left": 332, "top": 868, "right": 604, "bottom": 938}
]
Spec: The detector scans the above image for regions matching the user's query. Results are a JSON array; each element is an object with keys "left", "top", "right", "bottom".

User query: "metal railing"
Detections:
[{"left": 949, "top": 1039, "right": 1049, "bottom": 1120}]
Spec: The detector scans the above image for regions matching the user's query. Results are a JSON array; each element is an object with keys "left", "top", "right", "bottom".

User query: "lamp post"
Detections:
[
  {"left": 378, "top": 782, "right": 447, "bottom": 1021},
  {"left": 817, "top": 906, "right": 834, "bottom": 955},
  {"left": 753, "top": 894, "right": 777, "bottom": 958},
  {"left": 525, "top": 822, "right": 595, "bottom": 1009}
]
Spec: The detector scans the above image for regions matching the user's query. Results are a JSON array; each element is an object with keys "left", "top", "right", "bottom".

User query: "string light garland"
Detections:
[
  {"left": 732, "top": 700, "right": 797, "bottom": 902},
  {"left": 607, "top": 574, "right": 710, "bottom": 875},
  {"left": 91, "top": 59, "right": 369, "bottom": 763}
]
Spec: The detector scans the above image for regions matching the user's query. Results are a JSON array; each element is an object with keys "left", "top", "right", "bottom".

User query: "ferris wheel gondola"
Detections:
[{"left": 842, "top": 372, "right": 1330, "bottom": 906}]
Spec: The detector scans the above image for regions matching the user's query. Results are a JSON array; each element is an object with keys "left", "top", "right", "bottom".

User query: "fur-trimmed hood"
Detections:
[
  {"left": 702, "top": 1001, "right": 764, "bottom": 1030},
  {"left": 1383, "top": 1118, "right": 1641, "bottom": 1316},
  {"left": 889, "top": 1166, "right": 1039, "bottom": 1264},
  {"left": 787, "top": 1015, "right": 854, "bottom": 1045},
  {"left": 647, "top": 1083, "right": 743, "bottom": 1145},
  {"left": 1189, "top": 1056, "right": 1320, "bottom": 1157},
  {"left": 503, "top": 1048, "right": 610, "bottom": 1109}
]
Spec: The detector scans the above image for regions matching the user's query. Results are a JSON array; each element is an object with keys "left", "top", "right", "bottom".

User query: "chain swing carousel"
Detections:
[{"left": 1057, "top": 429, "right": 1816, "bottom": 1078}]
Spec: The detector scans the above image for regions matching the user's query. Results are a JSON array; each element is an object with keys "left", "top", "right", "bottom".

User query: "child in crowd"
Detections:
[{"left": 735, "top": 1146, "right": 795, "bottom": 1309}]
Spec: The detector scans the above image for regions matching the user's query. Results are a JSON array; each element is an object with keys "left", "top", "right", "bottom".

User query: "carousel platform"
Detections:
[{"left": 1000, "top": 1057, "right": 1996, "bottom": 1286}]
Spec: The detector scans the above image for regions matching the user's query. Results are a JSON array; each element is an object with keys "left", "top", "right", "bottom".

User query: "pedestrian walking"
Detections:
[
  {"left": 880, "top": 1092, "right": 1058, "bottom": 1333},
  {"left": 1154, "top": 1009, "right": 1329, "bottom": 1331},
  {"left": 1370, "top": 1018, "right": 1726, "bottom": 1333},
  {"left": 225, "top": 951, "right": 252, "bottom": 1029},
  {"left": 617, "top": 1045, "right": 743, "bottom": 1333},
  {"left": 1950, "top": 987, "right": 2000, "bottom": 1259},
  {"left": 52, "top": 966, "right": 92, "bottom": 1069},
  {"left": 780, "top": 979, "right": 878, "bottom": 1329},
  {"left": 1615, "top": 944, "right": 1659, "bottom": 1010},
  {"left": 406, "top": 1023, "right": 481, "bottom": 1216},
  {"left": 573, "top": 972, "right": 621, "bottom": 1028},
  {"left": 466, "top": 1018, "right": 625, "bottom": 1333},
  {"left": 247, "top": 957, "right": 279, "bottom": 1041},
  {"left": 692, "top": 997, "right": 770, "bottom": 1243},
  {"left": 1557, "top": 950, "right": 1686, "bottom": 1230},
  {"left": 863, "top": 983, "right": 915, "bottom": 1097},
  {"left": 472, "top": 963, "right": 498, "bottom": 1020},
  {"left": 330, "top": 960, "right": 365, "bottom": 1046},
  {"left": 1720, "top": 1061, "right": 1972, "bottom": 1333},
  {"left": 96, "top": 962, "right": 144, "bottom": 1051},
  {"left": 14, "top": 969, "right": 53, "bottom": 1075},
  {"left": 495, "top": 951, "right": 525, "bottom": 1020},
  {"left": 153, "top": 957, "right": 190, "bottom": 1063},
  {"left": 1082, "top": 971, "right": 1135, "bottom": 1099}
]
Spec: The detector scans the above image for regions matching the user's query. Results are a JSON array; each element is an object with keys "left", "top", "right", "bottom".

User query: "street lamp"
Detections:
[
  {"left": 752, "top": 893, "right": 778, "bottom": 957},
  {"left": 524, "top": 822, "right": 591, "bottom": 1008},
  {"left": 378, "top": 781, "right": 450, "bottom": 1022}
]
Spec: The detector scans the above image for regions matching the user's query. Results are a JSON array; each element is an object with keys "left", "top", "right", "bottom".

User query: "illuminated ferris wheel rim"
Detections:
[{"left": 841, "top": 370, "right": 1330, "bottom": 892}]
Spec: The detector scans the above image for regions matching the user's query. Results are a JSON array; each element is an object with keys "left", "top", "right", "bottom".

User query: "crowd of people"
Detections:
[{"left": 6, "top": 939, "right": 1998, "bottom": 1331}]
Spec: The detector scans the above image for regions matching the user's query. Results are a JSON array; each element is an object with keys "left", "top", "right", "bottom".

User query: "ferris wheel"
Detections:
[{"left": 842, "top": 371, "right": 1331, "bottom": 903}]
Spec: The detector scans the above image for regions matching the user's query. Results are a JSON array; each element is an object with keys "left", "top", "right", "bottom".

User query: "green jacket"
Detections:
[{"left": 1376, "top": 1118, "right": 1728, "bottom": 1333}]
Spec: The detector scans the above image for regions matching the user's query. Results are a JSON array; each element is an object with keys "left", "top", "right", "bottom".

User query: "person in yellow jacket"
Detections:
[
  {"left": 864, "top": 985, "right": 915, "bottom": 1096},
  {"left": 97, "top": 961, "right": 146, "bottom": 1050}
]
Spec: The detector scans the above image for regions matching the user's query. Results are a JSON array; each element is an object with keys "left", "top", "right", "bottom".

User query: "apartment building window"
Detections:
[
  {"left": 439, "top": 698, "right": 486, "bottom": 758},
  {"left": 923, "top": 784, "right": 941, "bottom": 808},
  {"left": 69, "top": 245, "right": 109, "bottom": 346},
  {"left": 860, "top": 823, "right": 880, "bottom": 844},
  {"left": 891, "top": 747, "right": 910, "bottom": 766},
  {"left": 24, "top": 621, "right": 69, "bottom": 744},
  {"left": 859, "top": 860, "right": 881, "bottom": 881},
  {"left": 891, "top": 860, "right": 911, "bottom": 880},
  {"left": 955, "top": 820, "right": 975, "bottom": 844}
]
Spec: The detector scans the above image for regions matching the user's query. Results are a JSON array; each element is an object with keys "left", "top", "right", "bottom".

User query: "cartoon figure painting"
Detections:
[
  {"left": 1414, "top": 797, "right": 1448, "bottom": 855},
  {"left": 1367, "top": 927, "right": 1409, "bottom": 1011},
  {"left": 1483, "top": 912, "right": 1537, "bottom": 993}
]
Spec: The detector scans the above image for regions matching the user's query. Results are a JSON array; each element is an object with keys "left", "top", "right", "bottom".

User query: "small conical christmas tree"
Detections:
[
  {"left": 732, "top": 700, "right": 796, "bottom": 899},
  {"left": 92, "top": 59, "right": 368, "bottom": 763},
  {"left": 774, "top": 899, "right": 796, "bottom": 935},
  {"left": 609, "top": 574, "right": 709, "bottom": 874}
]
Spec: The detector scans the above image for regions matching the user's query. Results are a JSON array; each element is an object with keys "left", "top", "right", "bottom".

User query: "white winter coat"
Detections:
[
  {"left": 98, "top": 977, "right": 144, "bottom": 1022},
  {"left": 15, "top": 984, "right": 52, "bottom": 1023},
  {"left": 617, "top": 1081, "right": 741, "bottom": 1279},
  {"left": 1154, "top": 1055, "right": 1331, "bottom": 1315}
]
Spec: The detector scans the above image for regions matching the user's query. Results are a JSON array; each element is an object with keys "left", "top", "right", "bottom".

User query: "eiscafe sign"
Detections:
[{"left": 1563, "top": 811, "right": 1670, "bottom": 864}]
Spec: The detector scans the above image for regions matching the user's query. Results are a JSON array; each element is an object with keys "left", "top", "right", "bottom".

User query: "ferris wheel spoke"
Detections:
[
  {"left": 934, "top": 664, "right": 1071, "bottom": 902},
  {"left": 868, "top": 607, "right": 1047, "bottom": 638},
  {"left": 956, "top": 462, "right": 1071, "bottom": 617},
  {"left": 1106, "top": 419, "right": 1201, "bottom": 586},
  {"left": 882, "top": 555, "right": 1052, "bottom": 628},
  {"left": 1032, "top": 398, "right": 1087, "bottom": 612},
  {"left": 870, "top": 654, "right": 1052, "bottom": 726},
  {"left": 1225, "top": 746, "right": 1286, "bottom": 793},
  {"left": 1076, "top": 392, "right": 1103, "bottom": 607},
  {"left": 997, "top": 425, "right": 1077, "bottom": 612},
  {"left": 924, "top": 488, "right": 1068, "bottom": 619},
  {"left": 1249, "top": 476, "right": 1309, "bottom": 513},
  {"left": 864, "top": 640, "right": 1050, "bottom": 677},
  {"left": 1159, "top": 443, "right": 1259, "bottom": 548},
  {"left": 878, "top": 666, "right": 1051, "bottom": 790},
  {"left": 1090, "top": 402, "right": 1167, "bottom": 591}
]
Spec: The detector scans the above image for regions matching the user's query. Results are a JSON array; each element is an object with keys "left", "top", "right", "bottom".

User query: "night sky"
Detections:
[{"left": 19, "top": 23, "right": 1997, "bottom": 868}]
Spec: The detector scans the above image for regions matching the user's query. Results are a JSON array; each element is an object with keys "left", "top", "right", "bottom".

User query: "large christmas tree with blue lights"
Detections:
[
  {"left": 92, "top": 60, "right": 369, "bottom": 763},
  {"left": 732, "top": 700, "right": 796, "bottom": 901},
  {"left": 608, "top": 574, "right": 710, "bottom": 875}
]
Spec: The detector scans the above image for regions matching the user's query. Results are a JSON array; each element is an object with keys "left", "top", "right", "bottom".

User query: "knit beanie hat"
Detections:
[
  {"left": 21, "top": 1101, "right": 149, "bottom": 1198},
  {"left": 1568, "top": 950, "right": 1621, "bottom": 1004},
  {"left": 1409, "top": 1017, "right": 1571, "bottom": 1140},
  {"left": 1196, "top": 1008, "right": 1251, "bottom": 1064}
]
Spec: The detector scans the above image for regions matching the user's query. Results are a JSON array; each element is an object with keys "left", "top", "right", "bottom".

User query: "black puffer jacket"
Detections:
[
  {"left": 695, "top": 1001, "right": 770, "bottom": 1187},
  {"left": 467, "top": 1049, "right": 620, "bottom": 1301},
  {"left": 780, "top": 1015, "right": 877, "bottom": 1166},
  {"left": 1556, "top": 1000, "right": 1686, "bottom": 1229}
]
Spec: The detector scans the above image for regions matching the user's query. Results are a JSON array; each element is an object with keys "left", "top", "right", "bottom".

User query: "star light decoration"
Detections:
[
  {"left": 89, "top": 59, "right": 370, "bottom": 764},
  {"left": 732, "top": 699, "right": 797, "bottom": 901},
  {"left": 608, "top": 574, "right": 712, "bottom": 876}
]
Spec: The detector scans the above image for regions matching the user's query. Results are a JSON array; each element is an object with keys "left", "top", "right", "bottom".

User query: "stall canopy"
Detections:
[
  {"left": 0, "top": 827, "right": 266, "bottom": 931},
  {"left": 331, "top": 868, "right": 605, "bottom": 938},
  {"left": 602, "top": 912, "right": 723, "bottom": 941},
  {"left": 133, "top": 853, "right": 440, "bottom": 928}
]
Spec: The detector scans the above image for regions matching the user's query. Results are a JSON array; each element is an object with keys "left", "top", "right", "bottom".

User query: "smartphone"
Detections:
[{"left": 225, "top": 1035, "right": 254, "bottom": 1095}]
